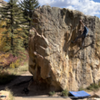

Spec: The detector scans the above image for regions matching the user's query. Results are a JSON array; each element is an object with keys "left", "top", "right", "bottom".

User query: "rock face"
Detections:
[
  {"left": 28, "top": 6, "right": 100, "bottom": 91},
  {"left": 0, "top": 0, "right": 6, "bottom": 17},
  {"left": 0, "top": 0, "right": 6, "bottom": 7}
]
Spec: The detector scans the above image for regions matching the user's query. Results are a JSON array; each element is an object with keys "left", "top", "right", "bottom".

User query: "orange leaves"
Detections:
[
  {"left": 0, "top": 53, "right": 10, "bottom": 67},
  {"left": 0, "top": 53, "right": 18, "bottom": 68}
]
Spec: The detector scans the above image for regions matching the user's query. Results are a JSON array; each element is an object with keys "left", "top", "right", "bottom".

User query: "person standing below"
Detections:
[{"left": 71, "top": 20, "right": 89, "bottom": 48}]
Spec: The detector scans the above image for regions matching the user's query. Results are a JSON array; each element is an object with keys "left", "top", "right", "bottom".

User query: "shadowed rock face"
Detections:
[{"left": 28, "top": 5, "right": 100, "bottom": 91}]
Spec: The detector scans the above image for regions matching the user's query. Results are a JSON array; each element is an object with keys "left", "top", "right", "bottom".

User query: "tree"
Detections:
[
  {"left": 19, "top": 0, "right": 39, "bottom": 49},
  {"left": 0, "top": 0, "right": 27, "bottom": 56}
]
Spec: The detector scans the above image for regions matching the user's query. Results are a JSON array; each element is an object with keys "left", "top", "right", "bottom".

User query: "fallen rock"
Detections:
[{"left": 28, "top": 6, "right": 100, "bottom": 91}]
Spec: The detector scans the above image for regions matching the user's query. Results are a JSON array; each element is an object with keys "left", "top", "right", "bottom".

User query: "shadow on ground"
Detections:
[
  {"left": 0, "top": 75, "right": 51, "bottom": 97},
  {"left": 0, "top": 75, "right": 93, "bottom": 100}
]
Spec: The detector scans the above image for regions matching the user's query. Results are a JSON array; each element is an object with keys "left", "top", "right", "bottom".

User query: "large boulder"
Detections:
[
  {"left": 0, "top": 0, "right": 6, "bottom": 7},
  {"left": 0, "top": 0, "right": 7, "bottom": 17},
  {"left": 28, "top": 5, "right": 100, "bottom": 91}
]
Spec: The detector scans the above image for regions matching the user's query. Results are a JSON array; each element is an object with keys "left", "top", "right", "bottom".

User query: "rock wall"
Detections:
[
  {"left": 0, "top": 0, "right": 6, "bottom": 7},
  {"left": 0, "top": 0, "right": 7, "bottom": 18},
  {"left": 28, "top": 6, "right": 100, "bottom": 91}
]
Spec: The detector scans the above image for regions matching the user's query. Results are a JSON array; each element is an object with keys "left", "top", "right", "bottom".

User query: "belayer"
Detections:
[{"left": 71, "top": 20, "right": 89, "bottom": 48}]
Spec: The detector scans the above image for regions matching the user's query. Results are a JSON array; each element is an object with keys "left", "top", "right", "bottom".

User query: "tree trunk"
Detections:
[{"left": 11, "top": 4, "right": 14, "bottom": 56}]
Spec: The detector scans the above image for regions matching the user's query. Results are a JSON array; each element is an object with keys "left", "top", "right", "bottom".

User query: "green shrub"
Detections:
[
  {"left": 78, "top": 87, "right": 84, "bottom": 91},
  {"left": 10, "top": 59, "right": 20, "bottom": 68},
  {"left": 98, "top": 81, "right": 100, "bottom": 87},
  {"left": 62, "top": 89, "right": 69, "bottom": 97},
  {"left": 49, "top": 91, "right": 56, "bottom": 96},
  {"left": 87, "top": 83, "right": 99, "bottom": 91}
]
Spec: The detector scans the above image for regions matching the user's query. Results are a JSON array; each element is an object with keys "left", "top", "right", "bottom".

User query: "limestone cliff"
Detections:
[{"left": 28, "top": 5, "right": 100, "bottom": 91}]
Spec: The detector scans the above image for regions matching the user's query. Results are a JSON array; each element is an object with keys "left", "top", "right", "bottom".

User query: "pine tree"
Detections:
[
  {"left": 19, "top": 0, "right": 39, "bottom": 48},
  {"left": 0, "top": 0, "right": 27, "bottom": 56}
]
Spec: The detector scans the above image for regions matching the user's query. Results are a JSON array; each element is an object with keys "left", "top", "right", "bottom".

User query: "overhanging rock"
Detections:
[{"left": 28, "top": 5, "right": 100, "bottom": 91}]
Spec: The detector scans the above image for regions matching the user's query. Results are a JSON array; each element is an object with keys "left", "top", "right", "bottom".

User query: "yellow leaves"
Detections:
[
  {"left": 0, "top": 20, "right": 24, "bottom": 51},
  {"left": 0, "top": 19, "right": 26, "bottom": 56},
  {"left": 10, "top": 63, "right": 15, "bottom": 68},
  {"left": 0, "top": 53, "right": 10, "bottom": 59},
  {"left": 0, "top": 20, "right": 7, "bottom": 51},
  {"left": 10, "top": 59, "right": 20, "bottom": 68},
  {"left": 0, "top": 52, "right": 20, "bottom": 68},
  {"left": 0, "top": 53, "right": 10, "bottom": 67},
  {"left": 0, "top": 20, "right": 6, "bottom": 27},
  {"left": 15, "top": 27, "right": 22, "bottom": 32}
]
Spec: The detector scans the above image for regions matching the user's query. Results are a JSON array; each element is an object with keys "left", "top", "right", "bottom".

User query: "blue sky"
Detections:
[{"left": 4, "top": 0, "right": 100, "bottom": 18}]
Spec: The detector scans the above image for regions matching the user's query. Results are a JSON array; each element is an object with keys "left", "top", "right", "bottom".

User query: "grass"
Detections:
[
  {"left": 61, "top": 89, "right": 69, "bottom": 97},
  {"left": 49, "top": 91, "right": 56, "bottom": 96},
  {"left": 86, "top": 83, "right": 100, "bottom": 91},
  {"left": 98, "top": 81, "right": 100, "bottom": 87},
  {"left": 16, "top": 63, "right": 28, "bottom": 75},
  {"left": 78, "top": 87, "right": 85, "bottom": 91}
]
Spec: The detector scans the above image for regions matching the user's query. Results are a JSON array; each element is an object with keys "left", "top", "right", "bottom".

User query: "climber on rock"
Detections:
[{"left": 71, "top": 20, "right": 89, "bottom": 48}]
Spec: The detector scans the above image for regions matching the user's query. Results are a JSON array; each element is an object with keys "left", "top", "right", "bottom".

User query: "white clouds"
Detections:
[
  {"left": 67, "top": 6, "right": 75, "bottom": 10},
  {"left": 38, "top": 0, "right": 100, "bottom": 17},
  {"left": 38, "top": 0, "right": 55, "bottom": 5}
]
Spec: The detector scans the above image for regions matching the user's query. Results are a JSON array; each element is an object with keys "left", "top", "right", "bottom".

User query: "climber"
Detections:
[{"left": 71, "top": 20, "right": 89, "bottom": 48}]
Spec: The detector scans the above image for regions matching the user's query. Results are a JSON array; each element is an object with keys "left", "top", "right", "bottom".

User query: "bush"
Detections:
[
  {"left": 49, "top": 91, "right": 56, "bottom": 96},
  {"left": 87, "top": 83, "right": 99, "bottom": 90},
  {"left": 62, "top": 89, "right": 69, "bottom": 97},
  {"left": 10, "top": 59, "right": 20, "bottom": 68},
  {"left": 0, "top": 53, "right": 18, "bottom": 68},
  {"left": 98, "top": 81, "right": 100, "bottom": 87},
  {"left": 78, "top": 87, "right": 84, "bottom": 91}
]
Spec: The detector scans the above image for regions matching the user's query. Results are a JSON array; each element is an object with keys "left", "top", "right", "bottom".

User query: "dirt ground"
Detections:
[
  {"left": 14, "top": 97, "right": 71, "bottom": 100},
  {"left": 0, "top": 70, "right": 100, "bottom": 100},
  {"left": 0, "top": 71, "right": 67, "bottom": 100}
]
